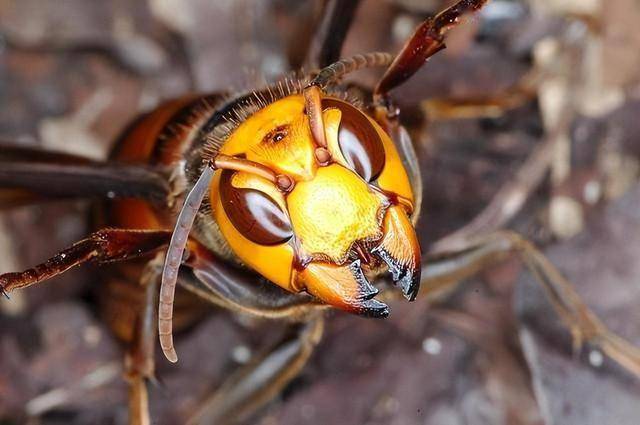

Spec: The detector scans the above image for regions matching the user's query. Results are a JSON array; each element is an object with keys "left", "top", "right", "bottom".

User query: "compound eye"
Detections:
[
  {"left": 220, "top": 170, "right": 293, "bottom": 245},
  {"left": 323, "top": 99, "right": 385, "bottom": 182}
]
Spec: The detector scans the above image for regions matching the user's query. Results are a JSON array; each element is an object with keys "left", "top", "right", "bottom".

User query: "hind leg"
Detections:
[
  {"left": 407, "top": 231, "right": 640, "bottom": 377},
  {"left": 0, "top": 229, "right": 171, "bottom": 296},
  {"left": 123, "top": 255, "right": 164, "bottom": 425}
]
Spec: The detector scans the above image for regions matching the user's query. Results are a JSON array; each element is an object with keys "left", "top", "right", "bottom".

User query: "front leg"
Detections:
[{"left": 0, "top": 229, "right": 171, "bottom": 296}]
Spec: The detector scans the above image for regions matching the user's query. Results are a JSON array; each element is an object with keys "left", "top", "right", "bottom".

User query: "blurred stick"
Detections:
[
  {"left": 430, "top": 33, "right": 583, "bottom": 254},
  {"left": 431, "top": 102, "right": 574, "bottom": 254},
  {"left": 26, "top": 362, "right": 121, "bottom": 416}
]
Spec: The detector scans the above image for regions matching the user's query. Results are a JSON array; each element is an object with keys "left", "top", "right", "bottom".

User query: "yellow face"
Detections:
[{"left": 209, "top": 93, "right": 420, "bottom": 317}]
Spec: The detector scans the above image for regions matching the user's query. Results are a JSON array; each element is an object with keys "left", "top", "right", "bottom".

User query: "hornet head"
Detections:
[{"left": 206, "top": 87, "right": 421, "bottom": 317}]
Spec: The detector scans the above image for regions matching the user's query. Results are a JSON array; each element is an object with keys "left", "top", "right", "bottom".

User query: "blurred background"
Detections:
[{"left": 1, "top": 0, "right": 640, "bottom": 424}]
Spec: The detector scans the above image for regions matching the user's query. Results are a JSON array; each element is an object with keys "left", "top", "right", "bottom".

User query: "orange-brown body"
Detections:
[{"left": 100, "top": 95, "right": 221, "bottom": 342}]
